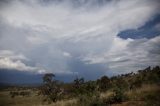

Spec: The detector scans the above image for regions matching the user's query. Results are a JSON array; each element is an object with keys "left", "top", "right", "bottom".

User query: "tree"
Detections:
[
  {"left": 97, "top": 76, "right": 111, "bottom": 92},
  {"left": 74, "top": 77, "right": 84, "bottom": 89},
  {"left": 73, "top": 77, "right": 90, "bottom": 95},
  {"left": 40, "top": 73, "right": 61, "bottom": 103},
  {"left": 43, "top": 73, "right": 55, "bottom": 84}
]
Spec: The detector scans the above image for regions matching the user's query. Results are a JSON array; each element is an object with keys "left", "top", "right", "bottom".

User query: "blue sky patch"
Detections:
[{"left": 118, "top": 14, "right": 160, "bottom": 39}]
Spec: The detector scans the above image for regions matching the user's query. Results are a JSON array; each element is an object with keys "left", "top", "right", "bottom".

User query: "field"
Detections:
[{"left": 0, "top": 84, "right": 160, "bottom": 106}]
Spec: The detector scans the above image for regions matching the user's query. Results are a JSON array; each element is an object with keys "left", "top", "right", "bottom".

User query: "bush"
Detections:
[
  {"left": 115, "top": 78, "right": 129, "bottom": 90},
  {"left": 10, "top": 91, "right": 31, "bottom": 98},
  {"left": 97, "top": 76, "right": 111, "bottom": 92},
  {"left": 131, "top": 77, "right": 143, "bottom": 89},
  {"left": 106, "top": 88, "right": 128, "bottom": 104},
  {"left": 77, "top": 93, "right": 106, "bottom": 106},
  {"left": 73, "top": 78, "right": 97, "bottom": 97},
  {"left": 10, "top": 91, "right": 19, "bottom": 98},
  {"left": 142, "top": 90, "right": 160, "bottom": 106}
]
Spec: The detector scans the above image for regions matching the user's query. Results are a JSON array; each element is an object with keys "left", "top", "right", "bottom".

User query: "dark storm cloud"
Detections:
[{"left": 68, "top": 58, "right": 107, "bottom": 80}]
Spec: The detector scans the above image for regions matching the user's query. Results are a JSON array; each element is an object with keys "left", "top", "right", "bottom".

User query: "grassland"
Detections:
[
  {"left": 0, "top": 88, "right": 77, "bottom": 106},
  {"left": 0, "top": 84, "right": 159, "bottom": 106}
]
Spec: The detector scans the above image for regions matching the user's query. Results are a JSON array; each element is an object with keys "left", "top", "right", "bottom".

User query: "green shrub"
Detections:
[
  {"left": 77, "top": 93, "right": 106, "bottom": 106},
  {"left": 97, "top": 76, "right": 111, "bottom": 92},
  {"left": 106, "top": 88, "right": 128, "bottom": 105}
]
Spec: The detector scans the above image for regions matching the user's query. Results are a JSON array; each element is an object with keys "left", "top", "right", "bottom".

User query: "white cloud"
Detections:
[
  {"left": 0, "top": 50, "right": 27, "bottom": 60},
  {"left": 63, "top": 52, "right": 72, "bottom": 57},
  {"left": 82, "top": 36, "right": 133, "bottom": 64},
  {"left": 82, "top": 36, "right": 160, "bottom": 74},
  {"left": 0, "top": 50, "right": 47, "bottom": 73},
  {"left": 0, "top": 57, "right": 34, "bottom": 71},
  {"left": 0, "top": 0, "right": 159, "bottom": 40}
]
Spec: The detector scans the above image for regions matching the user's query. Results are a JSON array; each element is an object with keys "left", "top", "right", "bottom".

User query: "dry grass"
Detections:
[
  {"left": 110, "top": 84, "right": 160, "bottom": 106},
  {"left": 48, "top": 99, "right": 77, "bottom": 106},
  {"left": 0, "top": 90, "right": 77, "bottom": 106},
  {"left": 0, "top": 90, "right": 43, "bottom": 106},
  {"left": 100, "top": 90, "right": 113, "bottom": 99},
  {"left": 126, "top": 84, "right": 160, "bottom": 100},
  {"left": 111, "top": 101, "right": 145, "bottom": 106}
]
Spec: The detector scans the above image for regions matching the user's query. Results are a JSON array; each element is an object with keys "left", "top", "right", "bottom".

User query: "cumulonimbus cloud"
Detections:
[{"left": 0, "top": 0, "right": 160, "bottom": 77}]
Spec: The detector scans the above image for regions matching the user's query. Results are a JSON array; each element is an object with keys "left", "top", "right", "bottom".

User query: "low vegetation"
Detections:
[{"left": 0, "top": 66, "right": 160, "bottom": 106}]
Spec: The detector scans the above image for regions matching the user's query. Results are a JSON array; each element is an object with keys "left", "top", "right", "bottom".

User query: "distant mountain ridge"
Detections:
[
  {"left": 0, "top": 69, "right": 75, "bottom": 85},
  {"left": 0, "top": 69, "right": 43, "bottom": 85}
]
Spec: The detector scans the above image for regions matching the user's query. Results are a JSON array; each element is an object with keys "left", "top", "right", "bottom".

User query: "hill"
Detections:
[{"left": 0, "top": 66, "right": 160, "bottom": 106}]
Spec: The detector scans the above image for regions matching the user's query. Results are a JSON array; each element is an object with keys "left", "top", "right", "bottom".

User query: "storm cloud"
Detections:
[{"left": 0, "top": 0, "right": 160, "bottom": 81}]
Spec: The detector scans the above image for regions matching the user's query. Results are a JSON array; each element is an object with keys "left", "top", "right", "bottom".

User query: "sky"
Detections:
[{"left": 0, "top": 0, "right": 160, "bottom": 84}]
